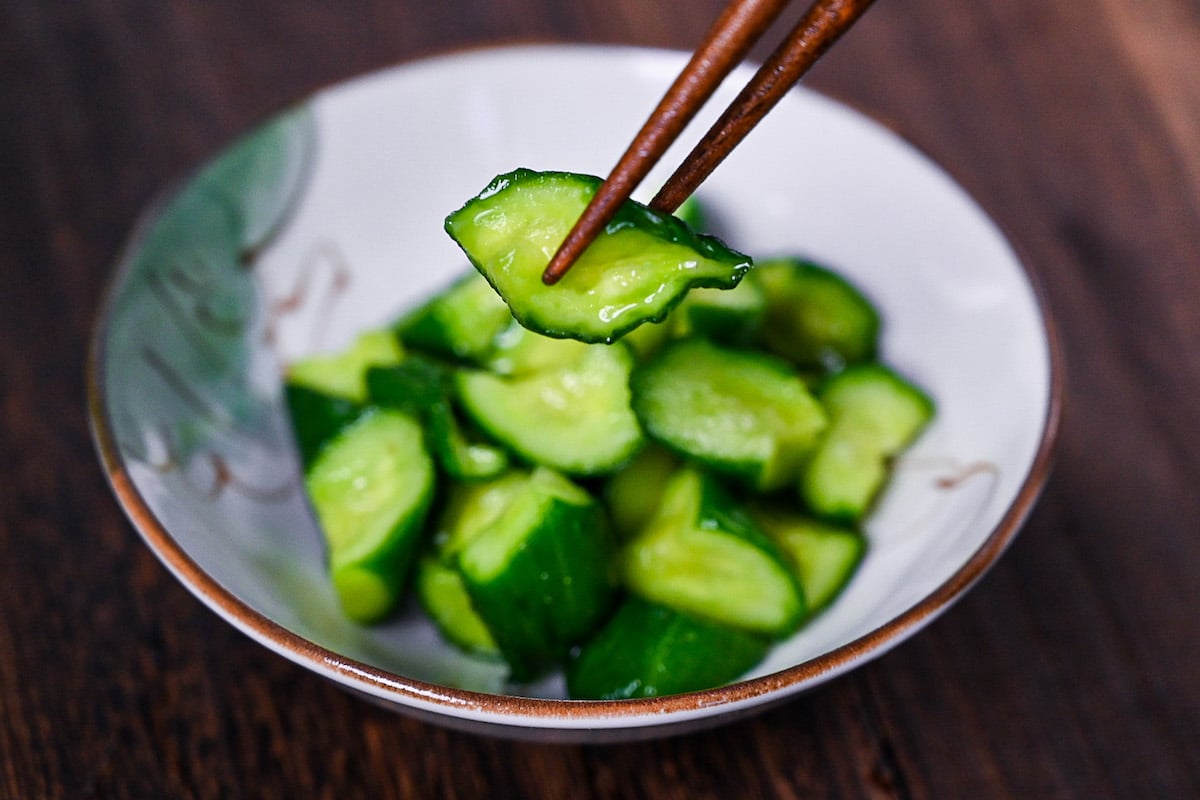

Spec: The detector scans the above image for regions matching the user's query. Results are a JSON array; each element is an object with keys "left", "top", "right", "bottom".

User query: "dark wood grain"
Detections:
[{"left": 2, "top": 1, "right": 1199, "bottom": 797}]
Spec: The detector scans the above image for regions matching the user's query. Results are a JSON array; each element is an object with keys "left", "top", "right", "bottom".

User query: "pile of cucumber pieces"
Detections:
[{"left": 285, "top": 171, "right": 933, "bottom": 699}]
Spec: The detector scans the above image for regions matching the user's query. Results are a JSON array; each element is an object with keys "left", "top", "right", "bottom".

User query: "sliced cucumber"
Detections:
[
  {"left": 286, "top": 328, "right": 404, "bottom": 402},
  {"left": 395, "top": 271, "right": 513, "bottom": 362},
  {"left": 631, "top": 339, "right": 826, "bottom": 491},
  {"left": 621, "top": 469, "right": 805, "bottom": 637},
  {"left": 415, "top": 555, "right": 500, "bottom": 658},
  {"left": 603, "top": 444, "right": 680, "bottom": 540},
  {"left": 483, "top": 319, "right": 592, "bottom": 377},
  {"left": 750, "top": 505, "right": 866, "bottom": 614},
  {"left": 444, "top": 169, "right": 751, "bottom": 344},
  {"left": 283, "top": 383, "right": 363, "bottom": 470},
  {"left": 433, "top": 472, "right": 530, "bottom": 557},
  {"left": 456, "top": 468, "right": 618, "bottom": 680},
  {"left": 305, "top": 409, "right": 435, "bottom": 622},
  {"left": 367, "top": 361, "right": 509, "bottom": 480},
  {"left": 753, "top": 257, "right": 880, "bottom": 371},
  {"left": 800, "top": 364, "right": 934, "bottom": 522},
  {"left": 566, "top": 596, "right": 770, "bottom": 700},
  {"left": 671, "top": 277, "right": 766, "bottom": 346},
  {"left": 456, "top": 343, "right": 643, "bottom": 476}
]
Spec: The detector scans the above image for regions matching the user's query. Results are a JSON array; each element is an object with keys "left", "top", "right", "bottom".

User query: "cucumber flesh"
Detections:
[
  {"left": 445, "top": 169, "right": 751, "bottom": 344},
  {"left": 415, "top": 555, "right": 500, "bottom": 658},
  {"left": 620, "top": 469, "right": 805, "bottom": 637},
  {"left": 603, "top": 445, "right": 680, "bottom": 540},
  {"left": 456, "top": 343, "right": 643, "bottom": 476},
  {"left": 566, "top": 597, "right": 770, "bottom": 700},
  {"left": 800, "top": 364, "right": 934, "bottom": 522},
  {"left": 305, "top": 409, "right": 435, "bottom": 622},
  {"left": 286, "top": 328, "right": 404, "bottom": 402},
  {"left": 751, "top": 505, "right": 866, "bottom": 613},
  {"left": 483, "top": 319, "right": 592, "bottom": 377},
  {"left": 632, "top": 339, "right": 826, "bottom": 491}
]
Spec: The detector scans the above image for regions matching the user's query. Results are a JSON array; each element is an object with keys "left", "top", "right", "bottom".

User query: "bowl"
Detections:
[{"left": 88, "top": 44, "right": 1062, "bottom": 742}]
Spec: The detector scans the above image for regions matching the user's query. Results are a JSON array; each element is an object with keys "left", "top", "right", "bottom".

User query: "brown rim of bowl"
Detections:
[{"left": 85, "top": 43, "right": 1065, "bottom": 728}]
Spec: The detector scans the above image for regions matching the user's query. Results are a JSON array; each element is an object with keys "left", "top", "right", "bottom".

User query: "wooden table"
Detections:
[{"left": 3, "top": 1, "right": 1198, "bottom": 797}]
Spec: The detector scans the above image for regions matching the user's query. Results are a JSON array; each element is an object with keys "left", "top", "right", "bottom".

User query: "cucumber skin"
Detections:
[
  {"left": 394, "top": 272, "right": 512, "bottom": 363},
  {"left": 284, "top": 383, "right": 363, "bottom": 470},
  {"left": 367, "top": 362, "right": 510, "bottom": 481},
  {"left": 753, "top": 257, "right": 881, "bottom": 371},
  {"left": 458, "top": 488, "right": 619, "bottom": 681},
  {"left": 566, "top": 597, "right": 771, "bottom": 700}
]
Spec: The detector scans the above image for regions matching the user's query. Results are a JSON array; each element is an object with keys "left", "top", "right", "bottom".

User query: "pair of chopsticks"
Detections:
[{"left": 542, "top": 0, "right": 875, "bottom": 285}]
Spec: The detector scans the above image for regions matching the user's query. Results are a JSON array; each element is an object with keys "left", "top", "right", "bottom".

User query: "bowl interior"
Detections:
[{"left": 93, "top": 44, "right": 1056, "bottom": 731}]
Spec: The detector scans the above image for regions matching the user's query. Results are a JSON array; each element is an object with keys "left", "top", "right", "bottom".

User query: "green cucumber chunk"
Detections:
[
  {"left": 603, "top": 444, "right": 680, "bottom": 540},
  {"left": 415, "top": 555, "right": 500, "bottom": 658},
  {"left": 457, "top": 468, "right": 618, "bottom": 680},
  {"left": 444, "top": 169, "right": 752, "bottom": 344},
  {"left": 395, "top": 271, "right": 513, "bottom": 362},
  {"left": 566, "top": 596, "right": 770, "bottom": 700},
  {"left": 305, "top": 409, "right": 435, "bottom": 622},
  {"left": 753, "top": 258, "right": 880, "bottom": 371},
  {"left": 456, "top": 343, "right": 643, "bottom": 476},
  {"left": 671, "top": 277, "right": 766, "bottom": 346},
  {"left": 751, "top": 505, "right": 866, "bottom": 613},
  {"left": 631, "top": 339, "right": 827, "bottom": 491},
  {"left": 433, "top": 472, "right": 531, "bottom": 558},
  {"left": 483, "top": 319, "right": 593, "bottom": 377},
  {"left": 284, "top": 383, "right": 363, "bottom": 470},
  {"left": 800, "top": 364, "right": 935, "bottom": 522},
  {"left": 367, "top": 361, "right": 509, "bottom": 480},
  {"left": 620, "top": 469, "right": 805, "bottom": 637},
  {"left": 286, "top": 328, "right": 404, "bottom": 402}
]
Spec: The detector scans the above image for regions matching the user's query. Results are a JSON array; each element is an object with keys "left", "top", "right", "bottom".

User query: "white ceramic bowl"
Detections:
[{"left": 89, "top": 44, "right": 1061, "bottom": 742}]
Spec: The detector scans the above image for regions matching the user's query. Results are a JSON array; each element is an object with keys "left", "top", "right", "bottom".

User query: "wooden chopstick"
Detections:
[{"left": 541, "top": 0, "right": 876, "bottom": 285}]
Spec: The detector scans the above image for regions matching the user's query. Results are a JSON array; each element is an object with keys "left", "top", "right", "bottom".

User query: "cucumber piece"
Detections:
[
  {"left": 484, "top": 319, "right": 592, "bottom": 377},
  {"left": 283, "top": 383, "right": 363, "bottom": 470},
  {"left": 631, "top": 339, "right": 827, "bottom": 491},
  {"left": 671, "top": 277, "right": 766, "bottom": 346},
  {"left": 750, "top": 505, "right": 866, "bottom": 614},
  {"left": 456, "top": 468, "right": 618, "bottom": 680},
  {"left": 444, "top": 169, "right": 751, "bottom": 344},
  {"left": 456, "top": 343, "right": 643, "bottom": 476},
  {"left": 753, "top": 258, "right": 880, "bottom": 371},
  {"left": 800, "top": 364, "right": 934, "bottom": 522},
  {"left": 433, "top": 472, "right": 530, "bottom": 557},
  {"left": 620, "top": 469, "right": 805, "bottom": 637},
  {"left": 305, "top": 409, "right": 435, "bottom": 622},
  {"left": 367, "top": 361, "right": 509, "bottom": 480},
  {"left": 415, "top": 555, "right": 500, "bottom": 659},
  {"left": 603, "top": 444, "right": 680, "bottom": 540},
  {"left": 395, "top": 271, "right": 513, "bottom": 362},
  {"left": 286, "top": 328, "right": 405, "bottom": 402},
  {"left": 566, "top": 597, "right": 770, "bottom": 700}
]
